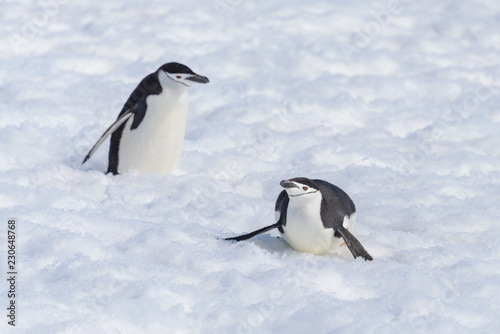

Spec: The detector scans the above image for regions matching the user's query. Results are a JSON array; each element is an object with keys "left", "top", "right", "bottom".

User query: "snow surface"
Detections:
[{"left": 2, "top": 0, "right": 500, "bottom": 333}]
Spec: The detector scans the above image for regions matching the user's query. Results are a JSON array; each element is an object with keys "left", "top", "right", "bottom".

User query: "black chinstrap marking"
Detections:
[{"left": 288, "top": 190, "right": 319, "bottom": 197}]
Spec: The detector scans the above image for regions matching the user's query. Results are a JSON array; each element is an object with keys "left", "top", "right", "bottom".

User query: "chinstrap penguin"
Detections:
[
  {"left": 82, "top": 62, "right": 209, "bottom": 175},
  {"left": 226, "top": 177, "right": 373, "bottom": 261}
]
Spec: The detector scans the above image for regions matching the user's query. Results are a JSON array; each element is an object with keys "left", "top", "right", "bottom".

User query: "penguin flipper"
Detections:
[
  {"left": 225, "top": 222, "right": 281, "bottom": 242},
  {"left": 336, "top": 227, "right": 373, "bottom": 261},
  {"left": 82, "top": 110, "right": 134, "bottom": 164}
]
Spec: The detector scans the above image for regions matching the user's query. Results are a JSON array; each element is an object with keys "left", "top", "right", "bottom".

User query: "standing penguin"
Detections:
[
  {"left": 82, "top": 62, "right": 209, "bottom": 175},
  {"left": 226, "top": 177, "right": 373, "bottom": 261}
]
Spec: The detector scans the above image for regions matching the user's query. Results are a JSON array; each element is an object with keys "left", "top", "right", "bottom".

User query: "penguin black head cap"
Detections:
[
  {"left": 158, "top": 62, "right": 210, "bottom": 86},
  {"left": 280, "top": 177, "right": 320, "bottom": 197},
  {"left": 159, "top": 62, "right": 196, "bottom": 74}
]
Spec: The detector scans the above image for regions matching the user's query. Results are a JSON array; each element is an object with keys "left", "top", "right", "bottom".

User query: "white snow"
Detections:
[{"left": 1, "top": 0, "right": 500, "bottom": 333}]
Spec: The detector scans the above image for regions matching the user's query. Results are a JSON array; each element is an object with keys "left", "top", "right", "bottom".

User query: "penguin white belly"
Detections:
[
  {"left": 280, "top": 205, "right": 357, "bottom": 255},
  {"left": 281, "top": 201, "right": 335, "bottom": 255},
  {"left": 118, "top": 90, "right": 188, "bottom": 174}
]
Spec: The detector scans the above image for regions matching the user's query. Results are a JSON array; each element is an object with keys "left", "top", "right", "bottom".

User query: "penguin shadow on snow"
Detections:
[
  {"left": 224, "top": 177, "right": 373, "bottom": 261},
  {"left": 230, "top": 233, "right": 357, "bottom": 262},
  {"left": 237, "top": 233, "right": 290, "bottom": 254}
]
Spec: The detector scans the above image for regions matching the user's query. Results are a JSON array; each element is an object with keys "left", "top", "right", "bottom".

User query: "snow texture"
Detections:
[{"left": 1, "top": 0, "right": 500, "bottom": 333}]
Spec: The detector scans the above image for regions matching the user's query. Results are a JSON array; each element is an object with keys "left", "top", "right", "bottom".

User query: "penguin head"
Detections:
[
  {"left": 280, "top": 177, "right": 320, "bottom": 200},
  {"left": 158, "top": 62, "right": 209, "bottom": 87}
]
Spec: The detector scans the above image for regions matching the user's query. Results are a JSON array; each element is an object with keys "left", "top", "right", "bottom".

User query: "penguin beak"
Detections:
[
  {"left": 186, "top": 74, "right": 210, "bottom": 84},
  {"left": 280, "top": 180, "right": 298, "bottom": 189}
]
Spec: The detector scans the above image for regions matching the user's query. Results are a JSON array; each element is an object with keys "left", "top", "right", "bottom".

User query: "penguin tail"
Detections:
[
  {"left": 224, "top": 222, "right": 281, "bottom": 242},
  {"left": 336, "top": 227, "right": 373, "bottom": 261}
]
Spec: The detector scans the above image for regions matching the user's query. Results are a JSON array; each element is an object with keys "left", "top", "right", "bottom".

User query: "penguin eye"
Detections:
[
  {"left": 303, "top": 187, "right": 308, "bottom": 191},
  {"left": 176, "top": 75, "right": 181, "bottom": 79}
]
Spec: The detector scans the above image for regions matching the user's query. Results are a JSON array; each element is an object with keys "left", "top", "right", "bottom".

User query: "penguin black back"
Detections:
[{"left": 314, "top": 179, "right": 356, "bottom": 229}]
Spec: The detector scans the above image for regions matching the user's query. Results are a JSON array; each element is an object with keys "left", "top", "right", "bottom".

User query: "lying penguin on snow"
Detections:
[{"left": 225, "top": 177, "right": 373, "bottom": 261}]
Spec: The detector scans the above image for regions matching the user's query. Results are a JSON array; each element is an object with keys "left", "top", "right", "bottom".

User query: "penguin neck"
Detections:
[
  {"left": 152, "top": 70, "right": 189, "bottom": 119},
  {"left": 146, "top": 71, "right": 188, "bottom": 121},
  {"left": 287, "top": 191, "right": 322, "bottom": 210}
]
